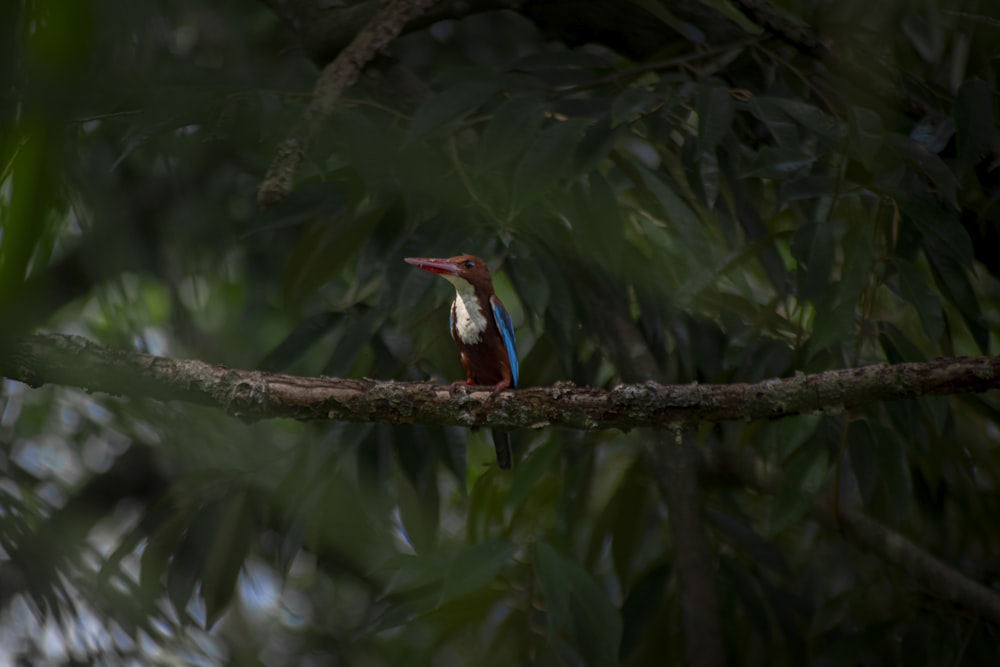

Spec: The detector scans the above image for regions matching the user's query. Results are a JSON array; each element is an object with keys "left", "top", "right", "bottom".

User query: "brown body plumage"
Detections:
[{"left": 405, "top": 255, "right": 518, "bottom": 468}]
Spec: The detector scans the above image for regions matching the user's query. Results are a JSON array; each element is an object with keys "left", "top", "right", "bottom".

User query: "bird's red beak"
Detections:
[{"left": 404, "top": 257, "right": 459, "bottom": 275}]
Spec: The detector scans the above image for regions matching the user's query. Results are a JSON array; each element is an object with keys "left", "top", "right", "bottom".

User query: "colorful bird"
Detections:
[{"left": 405, "top": 255, "right": 518, "bottom": 468}]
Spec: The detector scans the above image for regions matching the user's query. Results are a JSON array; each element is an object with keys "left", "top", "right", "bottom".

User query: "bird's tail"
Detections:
[{"left": 492, "top": 429, "right": 512, "bottom": 470}]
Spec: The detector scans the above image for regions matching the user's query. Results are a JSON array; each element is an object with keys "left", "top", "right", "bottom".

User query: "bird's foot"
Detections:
[{"left": 489, "top": 379, "right": 512, "bottom": 398}]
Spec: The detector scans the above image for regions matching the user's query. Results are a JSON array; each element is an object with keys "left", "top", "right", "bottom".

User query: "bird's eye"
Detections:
[{"left": 464, "top": 260, "right": 475, "bottom": 269}]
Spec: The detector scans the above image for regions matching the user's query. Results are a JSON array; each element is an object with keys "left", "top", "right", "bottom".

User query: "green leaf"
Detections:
[
  {"left": 918, "top": 395, "right": 949, "bottom": 436},
  {"left": 835, "top": 219, "right": 875, "bottom": 306},
  {"left": 505, "top": 439, "right": 561, "bottom": 515},
  {"left": 565, "top": 557, "right": 624, "bottom": 667},
  {"left": 954, "top": 79, "right": 996, "bottom": 169},
  {"left": 419, "top": 587, "right": 508, "bottom": 642},
  {"left": 906, "top": 202, "right": 988, "bottom": 352},
  {"left": 512, "top": 49, "right": 618, "bottom": 73},
  {"left": 697, "top": 85, "right": 735, "bottom": 153},
  {"left": 378, "top": 551, "right": 448, "bottom": 598},
  {"left": 533, "top": 542, "right": 573, "bottom": 635},
  {"left": 763, "top": 413, "right": 823, "bottom": 461},
  {"left": 849, "top": 106, "right": 883, "bottom": 170},
  {"left": 745, "top": 147, "right": 816, "bottom": 178},
  {"left": 507, "top": 252, "right": 551, "bottom": 320},
  {"left": 695, "top": 0, "right": 764, "bottom": 34},
  {"left": 904, "top": 199, "right": 973, "bottom": 268},
  {"left": 575, "top": 116, "right": 622, "bottom": 173},
  {"left": 584, "top": 458, "right": 651, "bottom": 587},
  {"left": 2, "top": 121, "right": 54, "bottom": 303},
  {"left": 925, "top": 249, "right": 987, "bottom": 353},
  {"left": 756, "top": 576, "right": 806, "bottom": 659},
  {"left": 778, "top": 175, "right": 838, "bottom": 205},
  {"left": 869, "top": 421, "right": 912, "bottom": 518},
  {"left": 282, "top": 206, "right": 382, "bottom": 307},
  {"left": 707, "top": 507, "right": 788, "bottom": 575},
  {"left": 534, "top": 541, "right": 623, "bottom": 667},
  {"left": 466, "top": 458, "right": 506, "bottom": 541},
  {"left": 720, "top": 556, "right": 771, "bottom": 639},
  {"left": 750, "top": 97, "right": 800, "bottom": 147},
  {"left": 895, "top": 259, "right": 944, "bottom": 343},
  {"left": 99, "top": 501, "right": 171, "bottom": 595},
  {"left": 888, "top": 134, "right": 958, "bottom": 206},
  {"left": 699, "top": 146, "right": 720, "bottom": 207},
  {"left": 396, "top": 465, "right": 439, "bottom": 554},
  {"left": 619, "top": 563, "right": 670, "bottom": 660},
  {"left": 790, "top": 221, "right": 834, "bottom": 302},
  {"left": 902, "top": 14, "right": 945, "bottom": 63},
  {"left": 879, "top": 322, "right": 927, "bottom": 364},
  {"left": 810, "top": 221, "right": 873, "bottom": 355},
  {"left": 609, "top": 468, "right": 652, "bottom": 590},
  {"left": 476, "top": 94, "right": 547, "bottom": 171},
  {"left": 632, "top": 164, "right": 708, "bottom": 262},
  {"left": 771, "top": 98, "right": 845, "bottom": 143},
  {"left": 769, "top": 445, "right": 829, "bottom": 535},
  {"left": 168, "top": 499, "right": 222, "bottom": 620},
  {"left": 201, "top": 491, "right": 255, "bottom": 628},
  {"left": 330, "top": 110, "right": 400, "bottom": 190},
  {"left": 809, "top": 298, "right": 854, "bottom": 354},
  {"left": 625, "top": 0, "right": 705, "bottom": 42},
  {"left": 323, "top": 307, "right": 385, "bottom": 377},
  {"left": 574, "top": 173, "right": 626, "bottom": 267},
  {"left": 439, "top": 541, "right": 518, "bottom": 604},
  {"left": 465, "top": 429, "right": 501, "bottom": 488},
  {"left": 407, "top": 82, "right": 500, "bottom": 141},
  {"left": 258, "top": 312, "right": 342, "bottom": 372},
  {"left": 510, "top": 118, "right": 589, "bottom": 214},
  {"left": 612, "top": 87, "right": 661, "bottom": 128},
  {"left": 139, "top": 503, "right": 190, "bottom": 607},
  {"left": 848, "top": 419, "right": 878, "bottom": 505}
]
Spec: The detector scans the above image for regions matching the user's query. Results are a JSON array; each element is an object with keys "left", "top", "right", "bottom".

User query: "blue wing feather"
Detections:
[
  {"left": 449, "top": 301, "right": 456, "bottom": 340},
  {"left": 490, "top": 296, "right": 518, "bottom": 388}
]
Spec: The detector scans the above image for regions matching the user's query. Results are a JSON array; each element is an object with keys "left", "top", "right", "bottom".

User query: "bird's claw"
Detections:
[{"left": 489, "top": 380, "right": 511, "bottom": 400}]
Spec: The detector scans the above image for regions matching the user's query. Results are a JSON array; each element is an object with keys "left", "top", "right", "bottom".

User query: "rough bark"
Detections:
[{"left": 2, "top": 334, "right": 998, "bottom": 429}]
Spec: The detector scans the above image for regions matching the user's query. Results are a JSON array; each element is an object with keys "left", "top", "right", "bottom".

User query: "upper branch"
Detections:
[
  {"left": 2, "top": 334, "right": 998, "bottom": 429},
  {"left": 257, "top": 0, "right": 443, "bottom": 207}
]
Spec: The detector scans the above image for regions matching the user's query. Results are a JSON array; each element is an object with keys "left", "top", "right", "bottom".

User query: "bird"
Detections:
[{"left": 404, "top": 255, "right": 518, "bottom": 469}]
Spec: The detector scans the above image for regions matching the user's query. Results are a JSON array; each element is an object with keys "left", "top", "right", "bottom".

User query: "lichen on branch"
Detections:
[{"left": 3, "top": 334, "right": 998, "bottom": 430}]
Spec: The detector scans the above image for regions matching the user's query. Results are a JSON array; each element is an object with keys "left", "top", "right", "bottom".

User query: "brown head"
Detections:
[{"left": 404, "top": 255, "right": 496, "bottom": 295}]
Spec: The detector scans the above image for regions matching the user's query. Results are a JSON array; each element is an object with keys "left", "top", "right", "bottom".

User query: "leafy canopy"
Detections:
[{"left": 1, "top": 0, "right": 999, "bottom": 664}]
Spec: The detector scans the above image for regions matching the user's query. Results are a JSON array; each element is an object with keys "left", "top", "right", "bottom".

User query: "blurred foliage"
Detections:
[{"left": 1, "top": 0, "right": 1000, "bottom": 664}]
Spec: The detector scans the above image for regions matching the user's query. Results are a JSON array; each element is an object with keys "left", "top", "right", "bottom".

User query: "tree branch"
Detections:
[
  {"left": 260, "top": 0, "right": 522, "bottom": 66},
  {"left": 2, "top": 334, "right": 999, "bottom": 429},
  {"left": 257, "top": 0, "right": 443, "bottom": 207}
]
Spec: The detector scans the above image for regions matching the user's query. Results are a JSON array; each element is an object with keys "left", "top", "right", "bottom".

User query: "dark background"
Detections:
[{"left": 2, "top": 0, "right": 999, "bottom": 664}]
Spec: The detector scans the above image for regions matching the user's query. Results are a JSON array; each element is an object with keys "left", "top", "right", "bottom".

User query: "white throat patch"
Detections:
[{"left": 445, "top": 276, "right": 488, "bottom": 344}]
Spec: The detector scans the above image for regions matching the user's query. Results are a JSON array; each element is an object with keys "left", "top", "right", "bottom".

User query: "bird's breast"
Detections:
[{"left": 451, "top": 292, "right": 488, "bottom": 344}]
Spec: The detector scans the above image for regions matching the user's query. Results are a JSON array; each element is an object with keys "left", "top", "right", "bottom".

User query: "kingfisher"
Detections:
[{"left": 404, "top": 255, "right": 518, "bottom": 469}]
